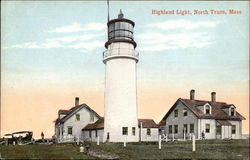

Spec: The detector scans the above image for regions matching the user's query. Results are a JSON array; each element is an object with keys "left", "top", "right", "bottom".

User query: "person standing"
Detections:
[{"left": 41, "top": 132, "right": 44, "bottom": 141}]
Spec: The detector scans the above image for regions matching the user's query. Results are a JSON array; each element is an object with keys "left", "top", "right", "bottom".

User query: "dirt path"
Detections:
[{"left": 88, "top": 149, "right": 119, "bottom": 159}]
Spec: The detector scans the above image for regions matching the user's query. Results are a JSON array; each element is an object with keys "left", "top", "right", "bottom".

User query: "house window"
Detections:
[
  {"left": 95, "top": 130, "right": 98, "bottom": 137},
  {"left": 68, "top": 127, "right": 72, "bottom": 135},
  {"left": 169, "top": 125, "right": 172, "bottom": 134},
  {"left": 174, "top": 125, "right": 178, "bottom": 134},
  {"left": 231, "top": 108, "right": 235, "bottom": 116},
  {"left": 132, "top": 127, "right": 136, "bottom": 136},
  {"left": 58, "top": 127, "right": 60, "bottom": 135},
  {"left": 190, "top": 124, "right": 194, "bottom": 133},
  {"left": 183, "top": 124, "right": 188, "bottom": 133},
  {"left": 89, "top": 131, "right": 92, "bottom": 138},
  {"left": 205, "top": 124, "right": 210, "bottom": 133},
  {"left": 174, "top": 109, "right": 178, "bottom": 117},
  {"left": 183, "top": 108, "right": 188, "bottom": 116},
  {"left": 90, "top": 113, "right": 94, "bottom": 122},
  {"left": 147, "top": 128, "right": 151, "bottom": 136},
  {"left": 76, "top": 114, "right": 80, "bottom": 121},
  {"left": 232, "top": 125, "right": 236, "bottom": 134},
  {"left": 122, "top": 127, "right": 128, "bottom": 135},
  {"left": 205, "top": 105, "right": 210, "bottom": 114},
  {"left": 216, "top": 126, "right": 221, "bottom": 135}
]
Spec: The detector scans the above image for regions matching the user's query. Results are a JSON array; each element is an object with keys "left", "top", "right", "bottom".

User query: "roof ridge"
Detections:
[{"left": 180, "top": 98, "right": 228, "bottom": 104}]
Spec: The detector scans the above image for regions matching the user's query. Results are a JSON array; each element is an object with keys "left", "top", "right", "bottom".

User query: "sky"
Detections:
[{"left": 1, "top": 1, "right": 249, "bottom": 138}]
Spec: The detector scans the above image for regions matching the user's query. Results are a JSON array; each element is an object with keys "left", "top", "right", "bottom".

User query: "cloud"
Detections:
[
  {"left": 7, "top": 42, "right": 41, "bottom": 49},
  {"left": 4, "top": 27, "right": 105, "bottom": 51},
  {"left": 69, "top": 40, "right": 103, "bottom": 51},
  {"left": 137, "top": 31, "right": 212, "bottom": 51},
  {"left": 48, "top": 22, "right": 106, "bottom": 33},
  {"left": 137, "top": 19, "right": 220, "bottom": 51},
  {"left": 5, "top": 41, "right": 65, "bottom": 49},
  {"left": 46, "top": 33, "right": 104, "bottom": 44},
  {"left": 4, "top": 22, "right": 106, "bottom": 51},
  {"left": 147, "top": 20, "right": 220, "bottom": 30}
]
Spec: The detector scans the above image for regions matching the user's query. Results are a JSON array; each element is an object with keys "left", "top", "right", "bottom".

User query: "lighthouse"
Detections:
[{"left": 103, "top": 10, "right": 139, "bottom": 142}]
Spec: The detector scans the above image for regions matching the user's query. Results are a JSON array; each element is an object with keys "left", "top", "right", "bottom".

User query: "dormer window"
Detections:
[
  {"left": 230, "top": 107, "right": 235, "bottom": 116},
  {"left": 205, "top": 105, "right": 211, "bottom": 114}
]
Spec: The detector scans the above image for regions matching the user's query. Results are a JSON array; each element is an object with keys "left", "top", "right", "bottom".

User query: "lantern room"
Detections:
[{"left": 105, "top": 10, "right": 137, "bottom": 49}]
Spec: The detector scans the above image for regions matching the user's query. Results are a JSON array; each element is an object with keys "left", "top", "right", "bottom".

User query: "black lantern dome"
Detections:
[{"left": 105, "top": 10, "right": 137, "bottom": 48}]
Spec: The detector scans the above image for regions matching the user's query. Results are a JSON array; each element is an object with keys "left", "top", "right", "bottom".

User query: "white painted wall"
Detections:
[
  {"left": 221, "top": 125, "right": 231, "bottom": 139},
  {"left": 165, "top": 102, "right": 198, "bottom": 139},
  {"left": 200, "top": 119, "right": 216, "bottom": 139},
  {"left": 103, "top": 42, "right": 139, "bottom": 142},
  {"left": 140, "top": 128, "right": 159, "bottom": 142},
  {"left": 82, "top": 129, "right": 104, "bottom": 142},
  {"left": 229, "top": 120, "right": 242, "bottom": 139}
]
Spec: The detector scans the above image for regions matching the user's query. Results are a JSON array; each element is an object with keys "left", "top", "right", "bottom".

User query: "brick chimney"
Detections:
[
  {"left": 75, "top": 97, "right": 79, "bottom": 106},
  {"left": 190, "top": 89, "right": 195, "bottom": 100},
  {"left": 211, "top": 92, "right": 216, "bottom": 102}
]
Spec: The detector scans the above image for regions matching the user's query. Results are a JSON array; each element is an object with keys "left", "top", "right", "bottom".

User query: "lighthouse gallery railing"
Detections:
[{"left": 103, "top": 48, "right": 139, "bottom": 59}]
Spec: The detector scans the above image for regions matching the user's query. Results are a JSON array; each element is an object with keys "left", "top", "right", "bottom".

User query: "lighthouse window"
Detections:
[
  {"left": 119, "top": 31, "right": 125, "bottom": 37},
  {"left": 109, "top": 32, "right": 114, "bottom": 40},
  {"left": 115, "top": 22, "right": 120, "bottom": 30},
  {"left": 115, "top": 31, "right": 120, "bottom": 37},
  {"left": 110, "top": 23, "right": 115, "bottom": 31},
  {"left": 120, "top": 22, "right": 126, "bottom": 29},
  {"left": 122, "top": 127, "right": 128, "bottom": 135},
  {"left": 129, "top": 24, "right": 133, "bottom": 32},
  {"left": 124, "top": 23, "right": 128, "bottom": 30},
  {"left": 132, "top": 127, "right": 136, "bottom": 136}
]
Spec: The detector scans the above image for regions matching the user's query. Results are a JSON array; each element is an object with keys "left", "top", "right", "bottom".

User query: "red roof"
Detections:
[
  {"left": 55, "top": 104, "right": 100, "bottom": 124},
  {"left": 162, "top": 98, "right": 245, "bottom": 121},
  {"left": 138, "top": 119, "right": 158, "bottom": 128},
  {"left": 216, "top": 120, "right": 232, "bottom": 126},
  {"left": 158, "top": 119, "right": 166, "bottom": 126},
  {"left": 82, "top": 117, "right": 104, "bottom": 130},
  {"left": 58, "top": 109, "right": 70, "bottom": 115}
]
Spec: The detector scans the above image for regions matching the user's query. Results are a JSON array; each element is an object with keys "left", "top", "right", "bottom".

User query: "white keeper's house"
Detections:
[
  {"left": 160, "top": 89, "right": 245, "bottom": 140},
  {"left": 54, "top": 97, "right": 101, "bottom": 142}
]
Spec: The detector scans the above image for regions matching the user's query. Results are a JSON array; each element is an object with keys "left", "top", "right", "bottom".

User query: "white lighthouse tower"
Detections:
[{"left": 103, "top": 10, "right": 139, "bottom": 142}]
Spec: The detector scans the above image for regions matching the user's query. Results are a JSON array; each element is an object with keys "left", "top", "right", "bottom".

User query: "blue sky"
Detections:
[
  {"left": 1, "top": 1, "right": 249, "bottom": 136},
  {"left": 2, "top": 1, "right": 249, "bottom": 89}
]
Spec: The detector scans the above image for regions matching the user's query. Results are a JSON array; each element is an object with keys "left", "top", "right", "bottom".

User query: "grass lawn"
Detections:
[
  {"left": 0, "top": 143, "right": 93, "bottom": 159},
  {"left": 0, "top": 139, "right": 249, "bottom": 159},
  {"left": 93, "top": 139, "right": 250, "bottom": 159}
]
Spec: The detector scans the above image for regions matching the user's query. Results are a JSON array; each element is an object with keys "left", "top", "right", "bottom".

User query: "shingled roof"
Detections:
[
  {"left": 55, "top": 104, "right": 101, "bottom": 125},
  {"left": 82, "top": 117, "right": 104, "bottom": 130},
  {"left": 216, "top": 119, "right": 232, "bottom": 126},
  {"left": 138, "top": 119, "right": 158, "bottom": 128},
  {"left": 158, "top": 119, "right": 166, "bottom": 126},
  {"left": 58, "top": 109, "right": 70, "bottom": 115},
  {"left": 162, "top": 98, "right": 245, "bottom": 121}
]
